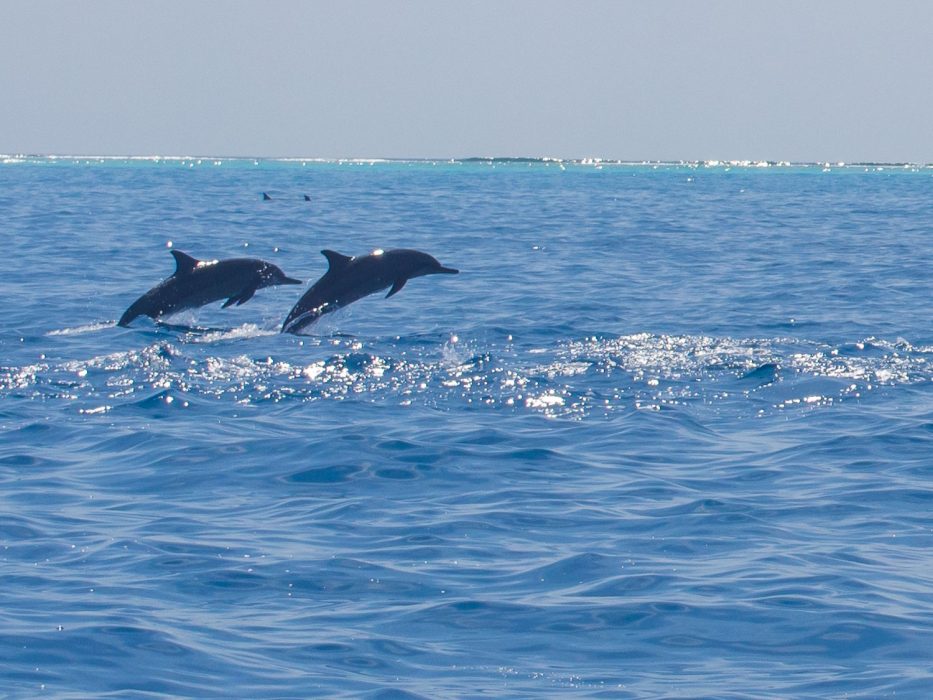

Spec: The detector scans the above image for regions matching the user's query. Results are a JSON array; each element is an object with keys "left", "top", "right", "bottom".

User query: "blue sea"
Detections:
[{"left": 1, "top": 156, "right": 931, "bottom": 698}]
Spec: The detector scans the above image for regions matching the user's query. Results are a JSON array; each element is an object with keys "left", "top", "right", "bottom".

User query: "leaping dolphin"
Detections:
[
  {"left": 281, "top": 248, "right": 459, "bottom": 334},
  {"left": 118, "top": 250, "right": 302, "bottom": 327}
]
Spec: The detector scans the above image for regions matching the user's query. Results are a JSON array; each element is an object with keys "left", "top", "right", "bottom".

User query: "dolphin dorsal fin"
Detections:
[
  {"left": 321, "top": 249, "right": 353, "bottom": 271},
  {"left": 171, "top": 250, "right": 201, "bottom": 275}
]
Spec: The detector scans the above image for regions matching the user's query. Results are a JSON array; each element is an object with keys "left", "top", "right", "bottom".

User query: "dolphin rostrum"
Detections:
[
  {"left": 118, "top": 250, "right": 302, "bottom": 327},
  {"left": 281, "top": 248, "right": 459, "bottom": 334}
]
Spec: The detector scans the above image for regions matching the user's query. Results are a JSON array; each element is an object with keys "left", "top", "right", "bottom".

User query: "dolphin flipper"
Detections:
[
  {"left": 386, "top": 278, "right": 407, "bottom": 298},
  {"left": 222, "top": 282, "right": 258, "bottom": 308}
]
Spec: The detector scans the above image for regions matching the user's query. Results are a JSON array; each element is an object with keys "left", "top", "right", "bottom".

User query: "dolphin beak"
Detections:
[
  {"left": 437, "top": 266, "right": 459, "bottom": 274},
  {"left": 282, "top": 276, "right": 303, "bottom": 285}
]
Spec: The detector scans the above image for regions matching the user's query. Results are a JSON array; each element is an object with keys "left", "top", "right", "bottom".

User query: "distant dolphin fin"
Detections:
[
  {"left": 171, "top": 250, "right": 200, "bottom": 275},
  {"left": 222, "top": 283, "right": 258, "bottom": 308},
  {"left": 386, "top": 278, "right": 407, "bottom": 298},
  {"left": 321, "top": 250, "right": 353, "bottom": 271}
]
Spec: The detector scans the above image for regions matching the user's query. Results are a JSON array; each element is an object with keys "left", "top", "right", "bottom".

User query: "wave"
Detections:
[
  {"left": 2, "top": 332, "right": 929, "bottom": 419},
  {"left": 46, "top": 321, "right": 116, "bottom": 336},
  {"left": 182, "top": 324, "right": 279, "bottom": 344}
]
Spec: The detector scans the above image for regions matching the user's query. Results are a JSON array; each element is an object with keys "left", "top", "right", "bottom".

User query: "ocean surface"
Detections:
[{"left": 1, "top": 156, "right": 931, "bottom": 698}]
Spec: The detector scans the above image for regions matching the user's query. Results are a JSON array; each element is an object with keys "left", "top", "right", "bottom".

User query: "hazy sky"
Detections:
[{"left": 4, "top": 1, "right": 933, "bottom": 162}]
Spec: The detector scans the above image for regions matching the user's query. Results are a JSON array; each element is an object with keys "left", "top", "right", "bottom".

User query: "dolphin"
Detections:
[
  {"left": 118, "top": 250, "right": 302, "bottom": 327},
  {"left": 281, "top": 248, "right": 459, "bottom": 334}
]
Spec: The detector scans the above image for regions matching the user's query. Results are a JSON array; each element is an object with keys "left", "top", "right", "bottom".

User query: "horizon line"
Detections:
[{"left": 2, "top": 153, "right": 931, "bottom": 168}]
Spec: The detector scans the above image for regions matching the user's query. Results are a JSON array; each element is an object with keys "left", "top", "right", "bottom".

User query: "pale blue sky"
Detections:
[{"left": 3, "top": 1, "right": 933, "bottom": 162}]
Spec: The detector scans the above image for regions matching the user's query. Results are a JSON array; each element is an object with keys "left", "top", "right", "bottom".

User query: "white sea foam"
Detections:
[
  {"left": 187, "top": 324, "right": 279, "bottom": 344},
  {"left": 3, "top": 332, "right": 930, "bottom": 419},
  {"left": 47, "top": 321, "right": 115, "bottom": 336}
]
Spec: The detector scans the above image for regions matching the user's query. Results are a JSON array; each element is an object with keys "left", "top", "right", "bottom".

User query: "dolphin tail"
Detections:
[
  {"left": 118, "top": 306, "right": 141, "bottom": 327},
  {"left": 118, "top": 294, "right": 152, "bottom": 326},
  {"left": 282, "top": 304, "right": 327, "bottom": 334},
  {"left": 119, "top": 289, "right": 160, "bottom": 326}
]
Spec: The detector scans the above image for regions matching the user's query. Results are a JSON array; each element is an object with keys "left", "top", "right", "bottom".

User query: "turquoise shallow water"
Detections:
[{"left": 1, "top": 158, "right": 932, "bottom": 698}]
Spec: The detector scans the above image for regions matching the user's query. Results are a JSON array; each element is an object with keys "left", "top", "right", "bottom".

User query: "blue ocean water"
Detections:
[{"left": 1, "top": 156, "right": 931, "bottom": 698}]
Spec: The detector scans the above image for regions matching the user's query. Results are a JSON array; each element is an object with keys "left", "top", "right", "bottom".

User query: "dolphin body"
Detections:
[
  {"left": 118, "top": 250, "right": 302, "bottom": 327},
  {"left": 281, "top": 248, "right": 459, "bottom": 334}
]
